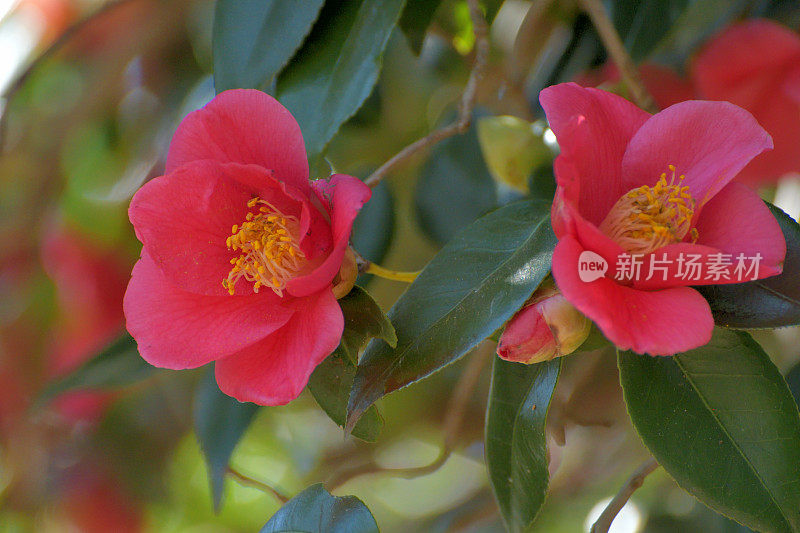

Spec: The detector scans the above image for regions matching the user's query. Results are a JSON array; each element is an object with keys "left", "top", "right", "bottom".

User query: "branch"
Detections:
[
  {"left": 578, "top": 0, "right": 658, "bottom": 113},
  {"left": 228, "top": 466, "right": 289, "bottom": 503},
  {"left": 363, "top": 0, "right": 490, "bottom": 188},
  {"left": 590, "top": 457, "right": 659, "bottom": 533}
]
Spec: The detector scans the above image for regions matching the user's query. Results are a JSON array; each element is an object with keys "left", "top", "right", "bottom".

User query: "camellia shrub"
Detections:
[{"left": 2, "top": 0, "right": 800, "bottom": 532}]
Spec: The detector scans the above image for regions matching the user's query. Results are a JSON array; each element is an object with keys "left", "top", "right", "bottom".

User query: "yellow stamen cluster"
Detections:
[
  {"left": 599, "top": 165, "right": 698, "bottom": 255},
  {"left": 223, "top": 197, "right": 305, "bottom": 297}
]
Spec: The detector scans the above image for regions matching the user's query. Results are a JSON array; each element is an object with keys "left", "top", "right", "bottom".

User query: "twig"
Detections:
[
  {"left": 578, "top": 0, "right": 658, "bottom": 113},
  {"left": 590, "top": 457, "right": 659, "bottom": 533},
  {"left": 0, "top": 0, "right": 135, "bottom": 148},
  {"left": 363, "top": 0, "right": 490, "bottom": 188},
  {"left": 327, "top": 346, "right": 493, "bottom": 491},
  {"left": 228, "top": 466, "right": 289, "bottom": 503},
  {"left": 326, "top": 450, "right": 450, "bottom": 492}
]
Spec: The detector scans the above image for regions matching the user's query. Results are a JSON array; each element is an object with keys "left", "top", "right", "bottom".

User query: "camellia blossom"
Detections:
[
  {"left": 692, "top": 19, "right": 800, "bottom": 185},
  {"left": 124, "top": 89, "right": 371, "bottom": 405},
  {"left": 541, "top": 83, "right": 786, "bottom": 355}
]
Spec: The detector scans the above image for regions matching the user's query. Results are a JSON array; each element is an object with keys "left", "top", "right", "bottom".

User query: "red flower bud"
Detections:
[{"left": 497, "top": 287, "right": 590, "bottom": 364}]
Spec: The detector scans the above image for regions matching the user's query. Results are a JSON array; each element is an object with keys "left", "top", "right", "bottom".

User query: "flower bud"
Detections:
[{"left": 497, "top": 287, "right": 591, "bottom": 364}]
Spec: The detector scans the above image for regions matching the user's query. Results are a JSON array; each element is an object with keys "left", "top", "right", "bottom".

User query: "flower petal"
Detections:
[
  {"left": 693, "top": 182, "right": 785, "bottom": 271},
  {"left": 631, "top": 183, "right": 785, "bottom": 290},
  {"left": 540, "top": 83, "right": 650, "bottom": 225},
  {"left": 287, "top": 174, "right": 371, "bottom": 298},
  {"left": 124, "top": 252, "right": 293, "bottom": 369},
  {"left": 129, "top": 161, "right": 305, "bottom": 296},
  {"left": 692, "top": 21, "right": 800, "bottom": 185},
  {"left": 165, "top": 89, "right": 310, "bottom": 194},
  {"left": 621, "top": 100, "right": 772, "bottom": 208},
  {"left": 214, "top": 289, "right": 343, "bottom": 405},
  {"left": 552, "top": 235, "right": 714, "bottom": 355}
]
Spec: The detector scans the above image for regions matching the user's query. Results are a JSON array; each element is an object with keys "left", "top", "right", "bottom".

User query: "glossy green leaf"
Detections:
[
  {"left": 308, "top": 287, "right": 394, "bottom": 441},
  {"left": 697, "top": 203, "right": 800, "bottom": 328},
  {"left": 399, "top": 0, "right": 442, "bottom": 54},
  {"left": 351, "top": 180, "right": 395, "bottom": 285},
  {"left": 787, "top": 362, "right": 800, "bottom": 408},
  {"left": 415, "top": 115, "right": 498, "bottom": 244},
  {"left": 347, "top": 199, "right": 556, "bottom": 429},
  {"left": 261, "top": 484, "right": 379, "bottom": 533},
  {"left": 651, "top": 0, "right": 751, "bottom": 64},
  {"left": 609, "top": 0, "right": 690, "bottom": 61},
  {"left": 276, "top": 0, "right": 406, "bottom": 161},
  {"left": 36, "top": 334, "right": 157, "bottom": 408},
  {"left": 212, "top": 0, "right": 325, "bottom": 92},
  {"left": 619, "top": 328, "right": 800, "bottom": 532},
  {"left": 194, "top": 367, "right": 260, "bottom": 512},
  {"left": 486, "top": 357, "right": 561, "bottom": 533}
]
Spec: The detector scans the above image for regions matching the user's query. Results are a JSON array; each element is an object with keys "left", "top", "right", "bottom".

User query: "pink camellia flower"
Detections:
[
  {"left": 577, "top": 62, "right": 694, "bottom": 110},
  {"left": 692, "top": 19, "right": 800, "bottom": 186},
  {"left": 497, "top": 286, "right": 590, "bottom": 364},
  {"left": 541, "top": 83, "right": 786, "bottom": 355},
  {"left": 124, "top": 89, "right": 371, "bottom": 405}
]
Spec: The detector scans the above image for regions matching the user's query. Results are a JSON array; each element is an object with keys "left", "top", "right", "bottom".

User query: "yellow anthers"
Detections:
[
  {"left": 599, "top": 165, "right": 698, "bottom": 255},
  {"left": 222, "top": 197, "right": 305, "bottom": 297}
]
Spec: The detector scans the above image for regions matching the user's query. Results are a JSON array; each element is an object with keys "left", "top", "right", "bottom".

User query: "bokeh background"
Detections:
[{"left": 0, "top": 0, "right": 799, "bottom": 531}]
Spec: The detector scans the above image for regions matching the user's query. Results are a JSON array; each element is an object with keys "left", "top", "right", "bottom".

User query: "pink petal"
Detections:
[
  {"left": 693, "top": 182, "right": 785, "bottom": 271},
  {"left": 214, "top": 289, "right": 344, "bottom": 405},
  {"left": 165, "top": 89, "right": 311, "bottom": 194},
  {"left": 286, "top": 174, "right": 371, "bottom": 298},
  {"left": 129, "top": 161, "right": 304, "bottom": 296},
  {"left": 621, "top": 100, "right": 772, "bottom": 208},
  {"left": 552, "top": 235, "right": 714, "bottom": 355},
  {"left": 631, "top": 183, "right": 785, "bottom": 289},
  {"left": 540, "top": 83, "right": 650, "bottom": 225},
  {"left": 692, "top": 21, "right": 800, "bottom": 185},
  {"left": 124, "top": 252, "right": 293, "bottom": 369}
]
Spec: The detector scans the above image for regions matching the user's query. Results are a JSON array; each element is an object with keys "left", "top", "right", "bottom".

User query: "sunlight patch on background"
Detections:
[
  {"left": 584, "top": 497, "right": 643, "bottom": 533},
  {"left": 0, "top": 6, "right": 44, "bottom": 95}
]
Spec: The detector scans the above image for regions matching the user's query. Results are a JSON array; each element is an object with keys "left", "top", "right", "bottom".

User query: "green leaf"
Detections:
[
  {"left": 212, "top": 0, "right": 325, "bottom": 92},
  {"left": 308, "top": 287, "right": 393, "bottom": 441},
  {"left": 651, "top": 0, "right": 751, "bottom": 64},
  {"left": 618, "top": 328, "right": 800, "bottom": 532},
  {"left": 787, "top": 362, "right": 800, "bottom": 408},
  {"left": 194, "top": 367, "right": 260, "bottom": 512},
  {"left": 261, "top": 484, "right": 379, "bottom": 533},
  {"left": 347, "top": 199, "right": 556, "bottom": 429},
  {"left": 36, "top": 334, "right": 157, "bottom": 408},
  {"left": 609, "top": 0, "right": 690, "bottom": 61},
  {"left": 696, "top": 203, "right": 800, "bottom": 328},
  {"left": 399, "top": 0, "right": 443, "bottom": 54},
  {"left": 415, "top": 114, "right": 498, "bottom": 244},
  {"left": 486, "top": 357, "right": 561, "bottom": 533},
  {"left": 351, "top": 181, "right": 395, "bottom": 284},
  {"left": 276, "top": 0, "right": 407, "bottom": 162},
  {"left": 477, "top": 115, "right": 552, "bottom": 193}
]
